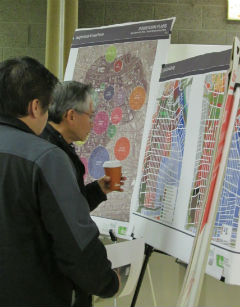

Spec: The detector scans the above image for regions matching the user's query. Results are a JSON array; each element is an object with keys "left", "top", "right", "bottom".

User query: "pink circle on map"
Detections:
[
  {"left": 80, "top": 157, "right": 88, "bottom": 180},
  {"left": 111, "top": 107, "right": 122, "bottom": 125},
  {"left": 114, "top": 87, "right": 126, "bottom": 106},
  {"left": 114, "top": 60, "right": 123, "bottom": 72},
  {"left": 93, "top": 111, "right": 109, "bottom": 135}
]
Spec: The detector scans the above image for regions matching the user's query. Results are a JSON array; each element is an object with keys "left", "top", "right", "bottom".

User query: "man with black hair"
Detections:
[
  {"left": 0, "top": 57, "right": 119, "bottom": 306},
  {"left": 41, "top": 80, "right": 124, "bottom": 307}
]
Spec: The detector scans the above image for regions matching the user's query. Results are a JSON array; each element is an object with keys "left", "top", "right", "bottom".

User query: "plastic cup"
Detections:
[{"left": 103, "top": 160, "right": 122, "bottom": 191}]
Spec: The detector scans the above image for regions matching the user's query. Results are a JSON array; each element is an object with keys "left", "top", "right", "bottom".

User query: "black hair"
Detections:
[{"left": 0, "top": 56, "right": 58, "bottom": 117}]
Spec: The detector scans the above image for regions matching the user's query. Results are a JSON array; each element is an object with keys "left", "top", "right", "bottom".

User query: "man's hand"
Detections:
[{"left": 98, "top": 176, "right": 127, "bottom": 194}]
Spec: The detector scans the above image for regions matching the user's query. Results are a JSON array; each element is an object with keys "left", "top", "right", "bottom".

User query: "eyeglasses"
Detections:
[{"left": 78, "top": 111, "right": 94, "bottom": 122}]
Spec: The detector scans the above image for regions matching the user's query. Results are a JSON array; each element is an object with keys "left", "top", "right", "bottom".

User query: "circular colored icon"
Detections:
[
  {"left": 114, "top": 87, "right": 126, "bottom": 106},
  {"left": 114, "top": 137, "right": 130, "bottom": 161},
  {"left": 93, "top": 111, "right": 109, "bottom": 135},
  {"left": 80, "top": 157, "right": 88, "bottom": 180},
  {"left": 91, "top": 89, "right": 99, "bottom": 108},
  {"left": 111, "top": 107, "right": 122, "bottom": 125},
  {"left": 206, "top": 82, "right": 211, "bottom": 89},
  {"left": 129, "top": 86, "right": 146, "bottom": 110},
  {"left": 105, "top": 46, "right": 117, "bottom": 63},
  {"left": 107, "top": 124, "right": 117, "bottom": 138},
  {"left": 114, "top": 59, "right": 123, "bottom": 72},
  {"left": 88, "top": 146, "right": 109, "bottom": 179},
  {"left": 100, "top": 83, "right": 105, "bottom": 90},
  {"left": 104, "top": 85, "right": 114, "bottom": 101}
]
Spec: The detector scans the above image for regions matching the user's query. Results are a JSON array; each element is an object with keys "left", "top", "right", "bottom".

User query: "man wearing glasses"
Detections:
[{"left": 41, "top": 81, "right": 123, "bottom": 307}]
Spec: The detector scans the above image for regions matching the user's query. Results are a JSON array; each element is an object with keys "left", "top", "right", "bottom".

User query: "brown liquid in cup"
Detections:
[{"left": 104, "top": 166, "right": 122, "bottom": 191}]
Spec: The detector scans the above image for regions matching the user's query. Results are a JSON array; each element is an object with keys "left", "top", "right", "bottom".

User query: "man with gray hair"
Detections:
[{"left": 41, "top": 81, "right": 124, "bottom": 306}]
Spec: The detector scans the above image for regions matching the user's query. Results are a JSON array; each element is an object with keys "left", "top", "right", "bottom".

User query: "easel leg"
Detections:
[
  {"left": 130, "top": 244, "right": 154, "bottom": 307},
  {"left": 109, "top": 230, "right": 118, "bottom": 307},
  {"left": 147, "top": 264, "right": 157, "bottom": 307}
]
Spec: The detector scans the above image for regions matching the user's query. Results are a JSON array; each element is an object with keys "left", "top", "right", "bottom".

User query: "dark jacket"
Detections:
[
  {"left": 41, "top": 123, "right": 107, "bottom": 212},
  {"left": 41, "top": 123, "right": 108, "bottom": 307},
  {"left": 0, "top": 115, "right": 119, "bottom": 307}
]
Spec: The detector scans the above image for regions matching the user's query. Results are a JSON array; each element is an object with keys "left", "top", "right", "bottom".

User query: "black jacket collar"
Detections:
[
  {"left": 0, "top": 114, "right": 35, "bottom": 135},
  {"left": 43, "top": 123, "right": 75, "bottom": 152}
]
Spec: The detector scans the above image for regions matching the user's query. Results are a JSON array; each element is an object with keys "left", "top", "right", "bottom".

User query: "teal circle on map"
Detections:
[
  {"left": 105, "top": 46, "right": 117, "bottom": 63},
  {"left": 107, "top": 124, "right": 117, "bottom": 138}
]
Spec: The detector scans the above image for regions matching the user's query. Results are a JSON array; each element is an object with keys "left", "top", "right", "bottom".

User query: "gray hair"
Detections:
[{"left": 48, "top": 81, "right": 93, "bottom": 123}]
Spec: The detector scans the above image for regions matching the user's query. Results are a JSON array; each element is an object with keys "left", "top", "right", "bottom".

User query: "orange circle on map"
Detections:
[
  {"left": 129, "top": 86, "right": 146, "bottom": 110},
  {"left": 114, "top": 137, "right": 130, "bottom": 161}
]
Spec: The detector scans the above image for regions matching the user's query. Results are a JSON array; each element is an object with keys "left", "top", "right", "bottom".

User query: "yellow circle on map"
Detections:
[{"left": 129, "top": 86, "right": 146, "bottom": 110}]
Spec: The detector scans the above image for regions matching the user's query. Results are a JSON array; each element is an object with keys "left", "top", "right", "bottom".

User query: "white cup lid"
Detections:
[{"left": 103, "top": 160, "right": 121, "bottom": 168}]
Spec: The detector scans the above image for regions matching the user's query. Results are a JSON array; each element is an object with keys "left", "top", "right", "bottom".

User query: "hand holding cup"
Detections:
[{"left": 103, "top": 160, "right": 122, "bottom": 191}]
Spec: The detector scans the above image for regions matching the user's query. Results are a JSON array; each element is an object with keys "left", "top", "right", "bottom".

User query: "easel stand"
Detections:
[
  {"left": 109, "top": 230, "right": 118, "bottom": 307},
  {"left": 130, "top": 243, "right": 169, "bottom": 307}
]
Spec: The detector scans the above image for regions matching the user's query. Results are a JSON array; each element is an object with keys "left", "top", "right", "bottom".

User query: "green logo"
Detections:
[
  {"left": 216, "top": 255, "right": 224, "bottom": 268},
  {"left": 118, "top": 226, "right": 127, "bottom": 235}
]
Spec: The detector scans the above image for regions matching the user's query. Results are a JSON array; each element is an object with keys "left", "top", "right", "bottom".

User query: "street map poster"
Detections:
[{"left": 130, "top": 49, "right": 240, "bottom": 284}]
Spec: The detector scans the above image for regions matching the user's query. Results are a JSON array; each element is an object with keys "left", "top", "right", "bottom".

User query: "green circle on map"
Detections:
[
  {"left": 107, "top": 124, "right": 117, "bottom": 138},
  {"left": 100, "top": 83, "right": 105, "bottom": 90},
  {"left": 105, "top": 46, "right": 117, "bottom": 63},
  {"left": 91, "top": 89, "right": 99, "bottom": 108}
]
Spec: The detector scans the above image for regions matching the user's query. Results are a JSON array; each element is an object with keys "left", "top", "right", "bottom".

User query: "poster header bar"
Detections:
[
  {"left": 71, "top": 19, "right": 175, "bottom": 48},
  {"left": 160, "top": 49, "right": 232, "bottom": 81}
]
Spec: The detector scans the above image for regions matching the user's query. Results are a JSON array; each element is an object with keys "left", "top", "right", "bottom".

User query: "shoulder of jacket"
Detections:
[{"left": 34, "top": 141, "right": 71, "bottom": 169}]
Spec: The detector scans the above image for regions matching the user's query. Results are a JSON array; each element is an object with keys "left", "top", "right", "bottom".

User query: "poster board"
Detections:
[
  {"left": 65, "top": 18, "right": 175, "bottom": 238},
  {"left": 177, "top": 39, "right": 240, "bottom": 306},
  {"left": 130, "top": 47, "right": 240, "bottom": 285},
  {"left": 64, "top": 19, "right": 240, "bottom": 284}
]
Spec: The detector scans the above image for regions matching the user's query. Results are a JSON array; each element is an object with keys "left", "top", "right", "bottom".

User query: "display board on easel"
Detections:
[
  {"left": 65, "top": 18, "right": 240, "bottom": 287},
  {"left": 176, "top": 38, "right": 240, "bottom": 307},
  {"left": 130, "top": 47, "right": 240, "bottom": 283},
  {"left": 65, "top": 18, "right": 176, "bottom": 238}
]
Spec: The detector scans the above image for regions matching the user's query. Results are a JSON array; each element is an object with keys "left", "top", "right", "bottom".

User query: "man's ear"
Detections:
[
  {"left": 65, "top": 109, "right": 75, "bottom": 122},
  {"left": 28, "top": 99, "right": 41, "bottom": 118}
]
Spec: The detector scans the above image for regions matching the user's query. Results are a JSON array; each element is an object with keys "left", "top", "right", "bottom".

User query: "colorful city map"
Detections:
[
  {"left": 130, "top": 49, "right": 239, "bottom": 284},
  {"left": 212, "top": 107, "right": 240, "bottom": 248},
  {"left": 73, "top": 41, "right": 158, "bottom": 222},
  {"left": 137, "top": 78, "right": 192, "bottom": 224},
  {"left": 184, "top": 72, "right": 240, "bottom": 249},
  {"left": 186, "top": 73, "right": 227, "bottom": 233}
]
